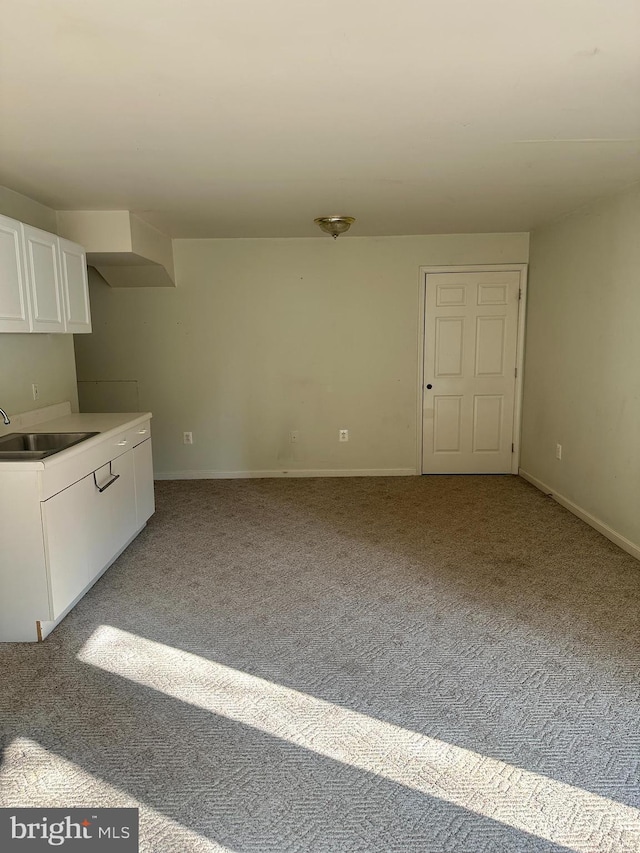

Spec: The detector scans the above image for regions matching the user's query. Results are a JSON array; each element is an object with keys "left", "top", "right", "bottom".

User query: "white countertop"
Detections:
[{"left": 0, "top": 407, "right": 152, "bottom": 472}]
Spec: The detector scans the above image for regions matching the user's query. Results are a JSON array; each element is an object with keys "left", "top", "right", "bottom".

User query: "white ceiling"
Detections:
[{"left": 1, "top": 0, "right": 639, "bottom": 238}]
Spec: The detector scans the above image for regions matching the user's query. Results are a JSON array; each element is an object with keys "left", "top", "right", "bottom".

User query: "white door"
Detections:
[
  {"left": 422, "top": 270, "right": 520, "bottom": 474},
  {"left": 23, "top": 225, "right": 64, "bottom": 332},
  {"left": 59, "top": 237, "right": 91, "bottom": 333},
  {"left": 107, "top": 450, "right": 138, "bottom": 562},
  {"left": 134, "top": 438, "right": 155, "bottom": 526},
  {"left": 43, "top": 473, "right": 100, "bottom": 619},
  {"left": 43, "top": 452, "right": 139, "bottom": 619},
  {"left": 0, "top": 214, "right": 31, "bottom": 332}
]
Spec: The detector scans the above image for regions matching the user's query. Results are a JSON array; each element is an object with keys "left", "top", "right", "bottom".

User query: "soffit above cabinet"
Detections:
[{"left": 57, "top": 210, "right": 175, "bottom": 288}]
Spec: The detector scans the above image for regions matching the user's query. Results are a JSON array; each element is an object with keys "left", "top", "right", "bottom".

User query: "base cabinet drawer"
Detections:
[{"left": 42, "top": 450, "right": 137, "bottom": 620}]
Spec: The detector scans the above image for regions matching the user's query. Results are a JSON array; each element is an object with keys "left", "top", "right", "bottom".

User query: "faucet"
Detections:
[{"left": 0, "top": 407, "right": 10, "bottom": 425}]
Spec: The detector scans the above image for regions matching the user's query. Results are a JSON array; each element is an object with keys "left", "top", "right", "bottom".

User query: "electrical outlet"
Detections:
[
  {"left": 290, "top": 430, "right": 299, "bottom": 443},
  {"left": 183, "top": 431, "right": 193, "bottom": 445},
  {"left": 339, "top": 429, "right": 349, "bottom": 442},
  {"left": 556, "top": 443, "right": 562, "bottom": 460},
  {"left": 32, "top": 383, "right": 39, "bottom": 401}
]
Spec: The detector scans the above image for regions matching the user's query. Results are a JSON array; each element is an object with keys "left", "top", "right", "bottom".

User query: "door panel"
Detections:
[
  {"left": 134, "top": 438, "right": 155, "bottom": 526},
  {"left": 435, "top": 318, "right": 465, "bottom": 377},
  {"left": 478, "top": 283, "right": 509, "bottom": 305},
  {"left": 43, "top": 473, "right": 97, "bottom": 619},
  {"left": 436, "top": 284, "right": 466, "bottom": 306},
  {"left": 60, "top": 237, "right": 91, "bottom": 333},
  {"left": 475, "top": 316, "right": 506, "bottom": 376},
  {"left": 472, "top": 395, "right": 503, "bottom": 452},
  {"left": 0, "top": 215, "right": 30, "bottom": 331},
  {"left": 422, "top": 271, "right": 520, "bottom": 474},
  {"left": 23, "top": 225, "right": 64, "bottom": 332},
  {"left": 108, "top": 451, "right": 138, "bottom": 553},
  {"left": 433, "top": 396, "right": 463, "bottom": 453},
  {"left": 43, "top": 452, "right": 138, "bottom": 619}
]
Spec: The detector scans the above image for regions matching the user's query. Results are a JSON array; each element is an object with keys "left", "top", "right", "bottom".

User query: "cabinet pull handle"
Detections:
[
  {"left": 117, "top": 440, "right": 128, "bottom": 446},
  {"left": 93, "top": 462, "right": 120, "bottom": 493},
  {"left": 137, "top": 429, "right": 147, "bottom": 434}
]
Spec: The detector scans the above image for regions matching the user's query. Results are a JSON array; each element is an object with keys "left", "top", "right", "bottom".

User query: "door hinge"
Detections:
[
  {"left": 515, "top": 366, "right": 518, "bottom": 378},
  {"left": 518, "top": 287, "right": 522, "bottom": 300},
  {"left": 512, "top": 443, "right": 515, "bottom": 453}
]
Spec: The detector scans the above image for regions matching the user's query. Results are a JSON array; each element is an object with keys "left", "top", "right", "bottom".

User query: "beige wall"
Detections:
[
  {"left": 0, "top": 186, "right": 57, "bottom": 233},
  {"left": 521, "top": 182, "right": 640, "bottom": 547},
  {"left": 0, "top": 188, "right": 79, "bottom": 418},
  {"left": 74, "top": 233, "right": 528, "bottom": 476}
]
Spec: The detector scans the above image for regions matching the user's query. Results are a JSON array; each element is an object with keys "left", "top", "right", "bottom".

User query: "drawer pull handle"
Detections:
[
  {"left": 138, "top": 429, "right": 147, "bottom": 435},
  {"left": 93, "top": 462, "right": 120, "bottom": 493},
  {"left": 117, "top": 440, "right": 128, "bottom": 446}
]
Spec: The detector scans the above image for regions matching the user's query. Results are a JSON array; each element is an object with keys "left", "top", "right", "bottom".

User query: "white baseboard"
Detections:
[
  {"left": 519, "top": 469, "right": 640, "bottom": 562},
  {"left": 155, "top": 468, "right": 417, "bottom": 480}
]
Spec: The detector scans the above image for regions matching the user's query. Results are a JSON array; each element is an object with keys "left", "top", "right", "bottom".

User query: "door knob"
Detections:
[{"left": 426, "top": 384, "right": 433, "bottom": 389}]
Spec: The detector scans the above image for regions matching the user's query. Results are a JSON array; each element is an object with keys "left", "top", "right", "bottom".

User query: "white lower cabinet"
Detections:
[
  {"left": 43, "top": 450, "right": 137, "bottom": 620},
  {"left": 0, "top": 416, "right": 154, "bottom": 642}
]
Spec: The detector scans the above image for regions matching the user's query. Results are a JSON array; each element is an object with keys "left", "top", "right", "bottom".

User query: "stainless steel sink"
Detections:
[{"left": 0, "top": 432, "right": 99, "bottom": 460}]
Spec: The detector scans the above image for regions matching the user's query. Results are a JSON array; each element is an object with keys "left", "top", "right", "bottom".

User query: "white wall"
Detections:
[
  {"left": 0, "top": 188, "right": 79, "bottom": 418},
  {"left": 74, "top": 233, "right": 528, "bottom": 476},
  {"left": 521, "top": 182, "right": 640, "bottom": 551}
]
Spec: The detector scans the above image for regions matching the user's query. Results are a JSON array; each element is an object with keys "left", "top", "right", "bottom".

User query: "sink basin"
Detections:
[{"left": 0, "top": 432, "right": 99, "bottom": 460}]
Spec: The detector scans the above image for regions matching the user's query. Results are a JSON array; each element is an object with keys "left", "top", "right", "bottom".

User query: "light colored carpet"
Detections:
[{"left": 1, "top": 475, "right": 639, "bottom": 852}]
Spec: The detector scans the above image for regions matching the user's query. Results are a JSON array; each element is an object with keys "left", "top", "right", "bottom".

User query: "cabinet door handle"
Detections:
[
  {"left": 116, "top": 440, "right": 128, "bottom": 446},
  {"left": 93, "top": 462, "right": 120, "bottom": 493},
  {"left": 137, "top": 429, "right": 147, "bottom": 435}
]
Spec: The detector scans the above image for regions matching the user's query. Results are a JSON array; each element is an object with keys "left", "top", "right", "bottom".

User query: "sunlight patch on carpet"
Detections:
[
  {"left": 0, "top": 737, "right": 236, "bottom": 852},
  {"left": 78, "top": 625, "right": 640, "bottom": 852}
]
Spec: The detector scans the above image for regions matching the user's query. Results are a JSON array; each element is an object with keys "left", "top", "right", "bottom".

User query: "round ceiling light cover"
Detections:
[{"left": 314, "top": 216, "right": 355, "bottom": 238}]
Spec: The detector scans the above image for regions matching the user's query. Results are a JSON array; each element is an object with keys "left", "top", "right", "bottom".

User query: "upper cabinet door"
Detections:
[
  {"left": 23, "top": 225, "right": 64, "bottom": 333},
  {"left": 59, "top": 237, "right": 91, "bottom": 333},
  {"left": 0, "top": 214, "right": 31, "bottom": 332}
]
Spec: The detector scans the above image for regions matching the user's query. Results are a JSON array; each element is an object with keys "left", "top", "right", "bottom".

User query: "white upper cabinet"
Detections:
[
  {"left": 0, "top": 216, "right": 91, "bottom": 334},
  {"left": 0, "top": 214, "right": 31, "bottom": 332},
  {"left": 59, "top": 237, "right": 91, "bottom": 333},
  {"left": 23, "top": 224, "right": 64, "bottom": 332}
]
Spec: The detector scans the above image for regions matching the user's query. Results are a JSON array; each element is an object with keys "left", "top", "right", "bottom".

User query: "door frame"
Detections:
[{"left": 417, "top": 263, "right": 528, "bottom": 475}]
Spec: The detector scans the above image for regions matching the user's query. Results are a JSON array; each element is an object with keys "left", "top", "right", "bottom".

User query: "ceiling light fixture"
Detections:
[{"left": 314, "top": 216, "right": 355, "bottom": 239}]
